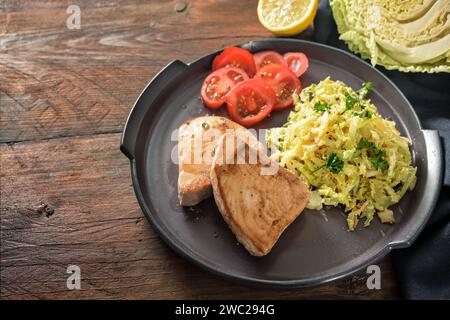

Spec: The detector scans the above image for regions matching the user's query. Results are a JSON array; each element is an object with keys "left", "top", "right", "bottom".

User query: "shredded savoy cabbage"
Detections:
[{"left": 267, "top": 78, "right": 417, "bottom": 230}]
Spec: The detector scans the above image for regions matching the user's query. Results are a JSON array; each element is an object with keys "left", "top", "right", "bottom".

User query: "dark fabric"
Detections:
[{"left": 313, "top": 1, "right": 450, "bottom": 299}]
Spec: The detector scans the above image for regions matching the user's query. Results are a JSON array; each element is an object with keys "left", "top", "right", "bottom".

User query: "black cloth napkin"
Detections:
[{"left": 313, "top": 1, "right": 450, "bottom": 299}]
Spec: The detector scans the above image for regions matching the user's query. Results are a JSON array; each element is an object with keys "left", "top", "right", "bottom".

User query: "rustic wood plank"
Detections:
[
  {"left": 0, "top": 133, "right": 399, "bottom": 299},
  {"left": 0, "top": 0, "right": 277, "bottom": 143},
  {"left": 1, "top": 257, "right": 398, "bottom": 299},
  {"left": 1, "top": 133, "right": 137, "bottom": 225}
]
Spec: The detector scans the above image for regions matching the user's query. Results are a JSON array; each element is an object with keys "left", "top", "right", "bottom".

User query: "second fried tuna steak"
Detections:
[{"left": 178, "top": 116, "right": 245, "bottom": 206}]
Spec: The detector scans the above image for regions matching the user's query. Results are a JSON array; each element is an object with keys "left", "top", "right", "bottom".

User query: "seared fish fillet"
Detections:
[
  {"left": 178, "top": 116, "right": 245, "bottom": 206},
  {"left": 210, "top": 133, "right": 310, "bottom": 256}
]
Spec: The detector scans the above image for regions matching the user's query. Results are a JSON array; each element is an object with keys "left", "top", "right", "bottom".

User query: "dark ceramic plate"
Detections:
[{"left": 120, "top": 39, "right": 443, "bottom": 287}]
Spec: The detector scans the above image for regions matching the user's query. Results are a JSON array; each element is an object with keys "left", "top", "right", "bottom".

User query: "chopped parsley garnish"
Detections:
[
  {"left": 341, "top": 93, "right": 358, "bottom": 114},
  {"left": 359, "top": 81, "right": 373, "bottom": 98},
  {"left": 201, "top": 122, "right": 210, "bottom": 129},
  {"left": 326, "top": 153, "right": 344, "bottom": 173},
  {"left": 356, "top": 138, "right": 388, "bottom": 171},
  {"left": 346, "top": 93, "right": 358, "bottom": 109},
  {"left": 353, "top": 110, "right": 372, "bottom": 118},
  {"left": 357, "top": 137, "right": 375, "bottom": 149},
  {"left": 314, "top": 101, "right": 330, "bottom": 112},
  {"left": 342, "top": 82, "right": 374, "bottom": 114},
  {"left": 314, "top": 153, "right": 344, "bottom": 174},
  {"left": 371, "top": 149, "right": 389, "bottom": 171},
  {"left": 362, "top": 110, "right": 373, "bottom": 118}
]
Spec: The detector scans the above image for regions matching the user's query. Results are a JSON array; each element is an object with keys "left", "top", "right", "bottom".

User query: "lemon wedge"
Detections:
[{"left": 257, "top": 0, "right": 319, "bottom": 36}]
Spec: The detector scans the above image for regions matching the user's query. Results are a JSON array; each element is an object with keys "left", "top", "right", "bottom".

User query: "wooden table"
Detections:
[{"left": 1, "top": 0, "right": 399, "bottom": 299}]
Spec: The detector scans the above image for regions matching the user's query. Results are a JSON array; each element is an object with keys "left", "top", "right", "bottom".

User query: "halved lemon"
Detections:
[{"left": 257, "top": 0, "right": 319, "bottom": 36}]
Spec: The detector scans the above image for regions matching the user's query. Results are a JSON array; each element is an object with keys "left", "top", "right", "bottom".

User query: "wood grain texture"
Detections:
[
  {"left": 1, "top": 134, "right": 399, "bottom": 299},
  {"left": 0, "top": 0, "right": 273, "bottom": 143},
  {"left": 0, "top": 0, "right": 399, "bottom": 299}
]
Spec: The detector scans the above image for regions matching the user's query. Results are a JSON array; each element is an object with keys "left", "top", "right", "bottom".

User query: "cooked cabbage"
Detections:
[
  {"left": 330, "top": 0, "right": 450, "bottom": 73},
  {"left": 267, "top": 78, "right": 417, "bottom": 230}
]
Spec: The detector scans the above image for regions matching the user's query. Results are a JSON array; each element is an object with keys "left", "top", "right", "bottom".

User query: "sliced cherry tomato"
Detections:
[
  {"left": 225, "top": 78, "right": 276, "bottom": 126},
  {"left": 253, "top": 50, "right": 287, "bottom": 71},
  {"left": 200, "top": 67, "right": 249, "bottom": 109},
  {"left": 283, "top": 52, "right": 309, "bottom": 77},
  {"left": 212, "top": 47, "right": 256, "bottom": 77},
  {"left": 255, "top": 64, "right": 301, "bottom": 110}
]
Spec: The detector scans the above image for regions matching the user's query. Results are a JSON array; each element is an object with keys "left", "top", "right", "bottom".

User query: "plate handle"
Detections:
[
  {"left": 389, "top": 129, "right": 443, "bottom": 249},
  {"left": 120, "top": 60, "right": 188, "bottom": 159}
]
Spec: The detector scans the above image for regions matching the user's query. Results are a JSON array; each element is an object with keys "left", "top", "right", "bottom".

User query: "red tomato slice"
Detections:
[
  {"left": 225, "top": 78, "right": 276, "bottom": 126},
  {"left": 253, "top": 50, "right": 287, "bottom": 71},
  {"left": 283, "top": 52, "right": 309, "bottom": 77},
  {"left": 255, "top": 64, "right": 301, "bottom": 110},
  {"left": 212, "top": 47, "right": 256, "bottom": 77},
  {"left": 200, "top": 67, "right": 249, "bottom": 109}
]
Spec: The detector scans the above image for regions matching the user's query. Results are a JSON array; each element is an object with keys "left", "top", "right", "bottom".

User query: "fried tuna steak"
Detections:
[{"left": 210, "top": 133, "right": 310, "bottom": 256}]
